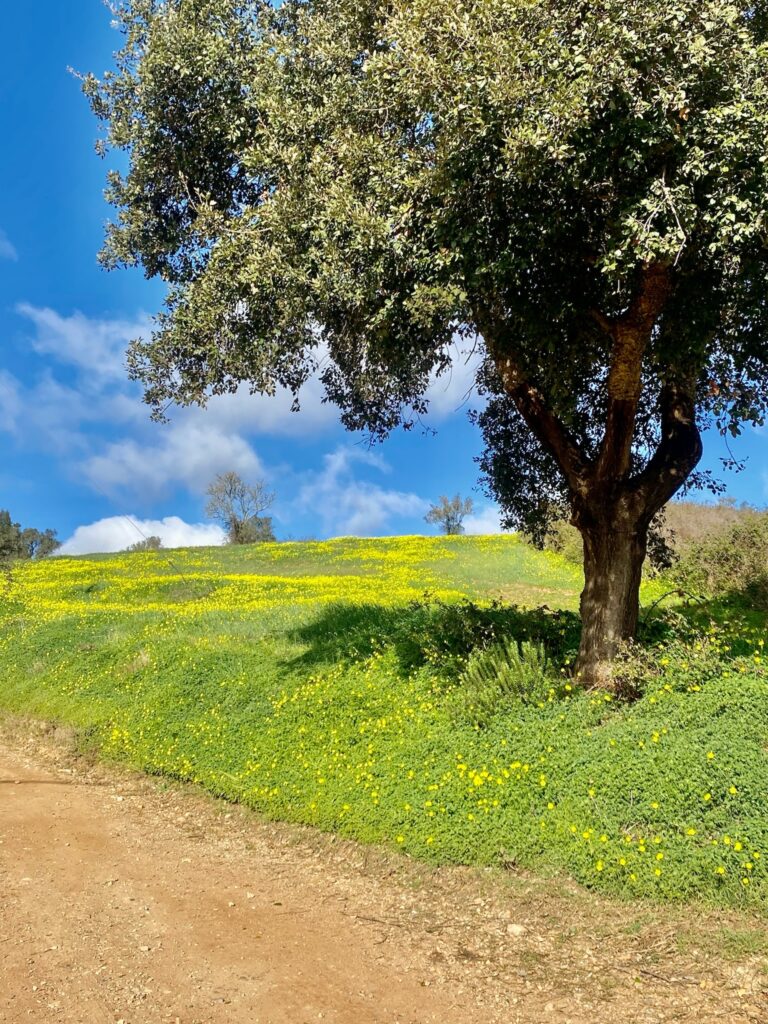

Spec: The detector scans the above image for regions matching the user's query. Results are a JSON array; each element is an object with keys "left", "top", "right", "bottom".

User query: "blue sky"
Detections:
[{"left": 0, "top": 3, "right": 764, "bottom": 553}]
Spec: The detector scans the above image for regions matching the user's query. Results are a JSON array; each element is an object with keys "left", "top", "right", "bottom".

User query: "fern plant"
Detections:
[{"left": 456, "top": 639, "right": 558, "bottom": 728}]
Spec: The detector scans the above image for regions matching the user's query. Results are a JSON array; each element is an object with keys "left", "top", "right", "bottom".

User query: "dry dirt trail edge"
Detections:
[{"left": 0, "top": 726, "right": 765, "bottom": 1024}]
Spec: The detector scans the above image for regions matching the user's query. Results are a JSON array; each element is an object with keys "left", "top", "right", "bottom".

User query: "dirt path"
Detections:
[{"left": 0, "top": 724, "right": 766, "bottom": 1024}]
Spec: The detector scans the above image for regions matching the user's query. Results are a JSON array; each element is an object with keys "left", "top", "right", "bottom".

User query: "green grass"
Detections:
[
  {"left": 677, "top": 925, "right": 768, "bottom": 961},
  {"left": 0, "top": 534, "right": 766, "bottom": 912}
]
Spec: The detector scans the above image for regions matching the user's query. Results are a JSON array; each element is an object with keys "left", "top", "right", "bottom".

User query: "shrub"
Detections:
[
  {"left": 287, "top": 598, "right": 581, "bottom": 685},
  {"left": 455, "top": 639, "right": 564, "bottom": 727},
  {"left": 232, "top": 515, "right": 276, "bottom": 545},
  {"left": 611, "top": 630, "right": 732, "bottom": 700},
  {"left": 387, "top": 599, "right": 580, "bottom": 679},
  {"left": 542, "top": 500, "right": 760, "bottom": 577},
  {"left": 676, "top": 511, "right": 768, "bottom": 605},
  {"left": 125, "top": 536, "right": 163, "bottom": 553},
  {"left": 662, "top": 498, "right": 755, "bottom": 553}
]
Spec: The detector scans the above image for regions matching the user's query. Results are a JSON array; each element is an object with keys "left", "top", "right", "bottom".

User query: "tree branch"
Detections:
[
  {"left": 478, "top": 311, "right": 590, "bottom": 499},
  {"left": 631, "top": 381, "right": 703, "bottom": 518}
]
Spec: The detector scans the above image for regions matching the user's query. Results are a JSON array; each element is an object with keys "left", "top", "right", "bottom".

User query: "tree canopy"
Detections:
[
  {"left": 85, "top": 0, "right": 768, "bottom": 684},
  {"left": 425, "top": 495, "right": 475, "bottom": 536}
]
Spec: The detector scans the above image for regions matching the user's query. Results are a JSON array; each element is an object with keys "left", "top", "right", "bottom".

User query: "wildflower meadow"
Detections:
[{"left": 1, "top": 534, "right": 766, "bottom": 911}]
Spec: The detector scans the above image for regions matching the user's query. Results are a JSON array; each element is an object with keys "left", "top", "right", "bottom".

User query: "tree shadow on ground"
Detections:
[
  {"left": 283, "top": 598, "right": 582, "bottom": 676},
  {"left": 284, "top": 587, "right": 768, "bottom": 684}
]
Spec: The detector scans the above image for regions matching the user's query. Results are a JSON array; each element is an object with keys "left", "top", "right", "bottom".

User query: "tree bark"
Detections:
[{"left": 575, "top": 516, "right": 648, "bottom": 689}]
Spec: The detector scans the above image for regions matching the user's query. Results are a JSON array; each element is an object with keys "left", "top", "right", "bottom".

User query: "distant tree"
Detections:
[
  {"left": 0, "top": 511, "right": 23, "bottom": 562},
  {"left": 232, "top": 515, "right": 276, "bottom": 545},
  {"left": 0, "top": 510, "right": 60, "bottom": 563},
  {"left": 20, "top": 528, "right": 61, "bottom": 560},
  {"left": 125, "top": 535, "right": 163, "bottom": 552},
  {"left": 205, "top": 472, "right": 276, "bottom": 545},
  {"left": 425, "top": 495, "right": 474, "bottom": 536}
]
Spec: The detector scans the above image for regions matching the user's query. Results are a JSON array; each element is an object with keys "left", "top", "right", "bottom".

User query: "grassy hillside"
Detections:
[{"left": 1, "top": 535, "right": 766, "bottom": 911}]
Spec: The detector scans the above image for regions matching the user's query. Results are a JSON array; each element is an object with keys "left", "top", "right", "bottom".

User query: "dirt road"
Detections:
[{"left": 0, "top": 724, "right": 766, "bottom": 1024}]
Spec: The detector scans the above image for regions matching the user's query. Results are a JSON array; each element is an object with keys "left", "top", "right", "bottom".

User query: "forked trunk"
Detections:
[
  {"left": 575, "top": 520, "right": 648, "bottom": 690},
  {"left": 478, "top": 294, "right": 702, "bottom": 691}
]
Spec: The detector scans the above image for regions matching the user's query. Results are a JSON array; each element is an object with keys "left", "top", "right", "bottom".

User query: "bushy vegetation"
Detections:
[
  {"left": 541, "top": 519, "right": 584, "bottom": 565},
  {"left": 544, "top": 498, "right": 763, "bottom": 581},
  {"left": 676, "top": 509, "right": 768, "bottom": 608},
  {"left": 125, "top": 535, "right": 163, "bottom": 553},
  {"left": 662, "top": 499, "right": 756, "bottom": 553},
  {"left": 0, "top": 510, "right": 60, "bottom": 562},
  {"left": 0, "top": 534, "right": 766, "bottom": 911},
  {"left": 455, "top": 640, "right": 560, "bottom": 727}
]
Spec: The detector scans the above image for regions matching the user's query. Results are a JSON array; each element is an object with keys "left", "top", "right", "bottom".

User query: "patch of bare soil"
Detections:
[{"left": 0, "top": 719, "right": 766, "bottom": 1024}]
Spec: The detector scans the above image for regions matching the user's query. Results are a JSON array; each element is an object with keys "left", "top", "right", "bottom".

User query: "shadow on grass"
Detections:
[
  {"left": 285, "top": 586, "right": 768, "bottom": 683},
  {"left": 284, "top": 598, "right": 582, "bottom": 676}
]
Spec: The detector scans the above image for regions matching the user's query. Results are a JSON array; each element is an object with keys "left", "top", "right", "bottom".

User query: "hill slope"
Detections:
[{"left": 1, "top": 535, "right": 766, "bottom": 911}]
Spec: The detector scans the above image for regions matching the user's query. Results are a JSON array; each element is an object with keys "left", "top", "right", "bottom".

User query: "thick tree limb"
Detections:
[
  {"left": 478, "top": 267, "right": 672, "bottom": 505},
  {"left": 630, "top": 381, "right": 703, "bottom": 518},
  {"left": 478, "top": 312, "right": 590, "bottom": 499}
]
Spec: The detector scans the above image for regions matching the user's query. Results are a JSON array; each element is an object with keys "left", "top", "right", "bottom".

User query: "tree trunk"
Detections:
[
  {"left": 478, "top": 302, "right": 703, "bottom": 691},
  {"left": 575, "top": 519, "right": 648, "bottom": 690}
]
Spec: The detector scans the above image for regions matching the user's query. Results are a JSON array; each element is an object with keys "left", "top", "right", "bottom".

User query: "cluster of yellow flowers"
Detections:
[{"left": 0, "top": 538, "right": 476, "bottom": 625}]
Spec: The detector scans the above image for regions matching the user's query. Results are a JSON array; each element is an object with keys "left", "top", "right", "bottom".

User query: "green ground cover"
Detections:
[{"left": 0, "top": 534, "right": 766, "bottom": 911}]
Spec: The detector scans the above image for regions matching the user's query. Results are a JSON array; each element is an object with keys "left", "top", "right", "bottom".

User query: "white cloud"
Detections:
[
  {"left": 200, "top": 376, "right": 338, "bottom": 438},
  {"left": 7, "top": 306, "right": 483, "bottom": 514},
  {"left": 13, "top": 303, "right": 480, "bottom": 445},
  {"left": 201, "top": 338, "right": 483, "bottom": 434},
  {"left": 16, "top": 303, "right": 148, "bottom": 382},
  {"left": 1, "top": 306, "right": 150, "bottom": 454},
  {"left": 80, "top": 423, "right": 265, "bottom": 500},
  {"left": 0, "top": 229, "right": 17, "bottom": 261},
  {"left": 299, "top": 446, "right": 427, "bottom": 536},
  {"left": 15, "top": 303, "right": 338, "bottom": 435},
  {"left": 5, "top": 306, "right": 338, "bottom": 502},
  {"left": 0, "top": 371, "right": 22, "bottom": 433},
  {"left": 0, "top": 367, "right": 145, "bottom": 452},
  {"left": 59, "top": 515, "right": 226, "bottom": 555},
  {"left": 463, "top": 504, "right": 505, "bottom": 535},
  {"left": 5, "top": 306, "right": 344, "bottom": 498}
]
